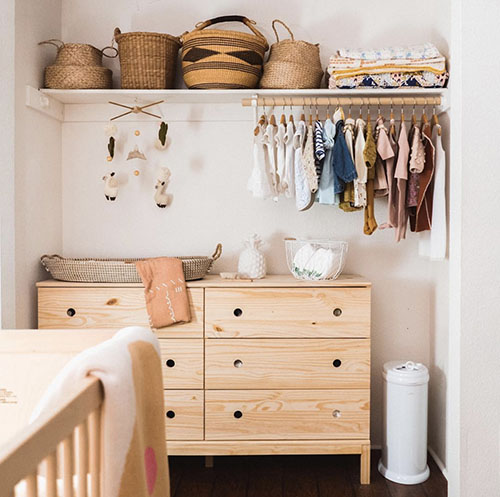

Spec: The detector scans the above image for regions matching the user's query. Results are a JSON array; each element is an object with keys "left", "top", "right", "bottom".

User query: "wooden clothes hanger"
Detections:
[
  {"left": 432, "top": 105, "right": 442, "bottom": 136},
  {"left": 269, "top": 99, "right": 277, "bottom": 126},
  {"left": 109, "top": 100, "right": 164, "bottom": 121}
]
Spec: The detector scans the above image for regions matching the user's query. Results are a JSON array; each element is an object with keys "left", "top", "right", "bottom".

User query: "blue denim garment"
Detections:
[
  {"left": 317, "top": 118, "right": 336, "bottom": 204},
  {"left": 332, "top": 119, "right": 358, "bottom": 194}
]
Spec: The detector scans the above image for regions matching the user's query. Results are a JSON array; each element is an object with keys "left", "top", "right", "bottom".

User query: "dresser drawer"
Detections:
[
  {"left": 205, "top": 288, "right": 370, "bottom": 338},
  {"left": 205, "top": 339, "right": 370, "bottom": 389},
  {"left": 205, "top": 390, "right": 369, "bottom": 440},
  {"left": 164, "top": 390, "right": 204, "bottom": 440},
  {"left": 160, "top": 339, "right": 203, "bottom": 389},
  {"left": 38, "top": 287, "right": 203, "bottom": 338}
]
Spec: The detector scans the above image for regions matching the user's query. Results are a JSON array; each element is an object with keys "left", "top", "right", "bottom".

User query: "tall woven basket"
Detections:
[
  {"left": 181, "top": 16, "right": 268, "bottom": 89},
  {"left": 114, "top": 28, "right": 181, "bottom": 89},
  {"left": 260, "top": 20, "right": 323, "bottom": 89},
  {"left": 39, "top": 39, "right": 117, "bottom": 89}
]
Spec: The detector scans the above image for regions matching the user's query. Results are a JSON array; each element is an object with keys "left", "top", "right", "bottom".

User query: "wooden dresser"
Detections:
[{"left": 37, "top": 274, "right": 372, "bottom": 483}]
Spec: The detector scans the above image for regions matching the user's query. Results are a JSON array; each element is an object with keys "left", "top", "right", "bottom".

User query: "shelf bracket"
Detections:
[{"left": 25, "top": 85, "right": 64, "bottom": 121}]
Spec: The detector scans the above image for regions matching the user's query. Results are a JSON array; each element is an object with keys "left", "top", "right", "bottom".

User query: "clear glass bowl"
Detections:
[{"left": 285, "top": 239, "right": 348, "bottom": 281}]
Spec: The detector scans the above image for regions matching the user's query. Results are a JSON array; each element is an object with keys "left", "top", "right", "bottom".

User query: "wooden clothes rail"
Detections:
[{"left": 241, "top": 96, "right": 441, "bottom": 107}]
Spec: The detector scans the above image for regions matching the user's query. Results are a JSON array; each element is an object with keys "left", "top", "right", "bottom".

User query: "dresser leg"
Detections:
[
  {"left": 205, "top": 456, "right": 214, "bottom": 468},
  {"left": 360, "top": 445, "right": 370, "bottom": 484}
]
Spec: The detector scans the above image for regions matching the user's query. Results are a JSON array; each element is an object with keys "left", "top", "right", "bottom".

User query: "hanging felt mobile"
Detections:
[
  {"left": 127, "top": 144, "right": 147, "bottom": 161},
  {"left": 104, "top": 122, "right": 117, "bottom": 162},
  {"left": 155, "top": 121, "right": 169, "bottom": 150},
  {"left": 154, "top": 167, "right": 171, "bottom": 208}
]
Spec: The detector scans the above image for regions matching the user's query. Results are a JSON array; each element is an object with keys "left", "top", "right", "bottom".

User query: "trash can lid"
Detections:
[{"left": 383, "top": 361, "right": 429, "bottom": 385}]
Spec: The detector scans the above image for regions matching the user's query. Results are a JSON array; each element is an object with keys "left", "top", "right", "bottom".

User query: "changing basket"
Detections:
[{"left": 41, "top": 244, "right": 222, "bottom": 283}]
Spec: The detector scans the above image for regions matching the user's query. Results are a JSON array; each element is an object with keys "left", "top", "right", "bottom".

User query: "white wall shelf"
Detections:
[{"left": 25, "top": 85, "right": 449, "bottom": 121}]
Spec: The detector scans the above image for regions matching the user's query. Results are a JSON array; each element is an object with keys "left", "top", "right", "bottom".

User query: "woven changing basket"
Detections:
[
  {"left": 181, "top": 16, "right": 268, "bottom": 89},
  {"left": 259, "top": 20, "right": 323, "bottom": 89},
  {"left": 114, "top": 28, "right": 181, "bottom": 89},
  {"left": 39, "top": 39, "right": 117, "bottom": 89},
  {"left": 41, "top": 244, "right": 222, "bottom": 283}
]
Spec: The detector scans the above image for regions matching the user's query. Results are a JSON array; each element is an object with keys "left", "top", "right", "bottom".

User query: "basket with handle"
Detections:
[
  {"left": 181, "top": 15, "right": 268, "bottom": 89},
  {"left": 40, "top": 244, "right": 223, "bottom": 283},
  {"left": 113, "top": 28, "right": 181, "bottom": 89},
  {"left": 259, "top": 20, "right": 323, "bottom": 89},
  {"left": 39, "top": 39, "right": 117, "bottom": 89}
]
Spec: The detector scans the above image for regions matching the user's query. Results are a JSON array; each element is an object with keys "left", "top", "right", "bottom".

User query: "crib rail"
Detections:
[{"left": 0, "top": 375, "right": 103, "bottom": 497}]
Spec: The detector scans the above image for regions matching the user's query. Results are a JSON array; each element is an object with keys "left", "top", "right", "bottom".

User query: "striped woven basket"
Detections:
[
  {"left": 181, "top": 16, "right": 268, "bottom": 89},
  {"left": 41, "top": 244, "right": 222, "bottom": 283}
]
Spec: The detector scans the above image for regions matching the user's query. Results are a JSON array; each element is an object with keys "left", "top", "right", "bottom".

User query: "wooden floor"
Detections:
[{"left": 169, "top": 451, "right": 447, "bottom": 497}]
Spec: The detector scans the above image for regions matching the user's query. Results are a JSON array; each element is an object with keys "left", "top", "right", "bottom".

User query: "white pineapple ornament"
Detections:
[{"left": 238, "top": 234, "right": 266, "bottom": 279}]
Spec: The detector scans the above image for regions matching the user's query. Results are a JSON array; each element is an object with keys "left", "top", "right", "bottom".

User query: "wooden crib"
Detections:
[{"left": 0, "top": 330, "right": 114, "bottom": 497}]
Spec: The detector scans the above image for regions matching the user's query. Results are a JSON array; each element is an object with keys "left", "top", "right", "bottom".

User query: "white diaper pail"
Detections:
[{"left": 378, "top": 361, "right": 430, "bottom": 485}]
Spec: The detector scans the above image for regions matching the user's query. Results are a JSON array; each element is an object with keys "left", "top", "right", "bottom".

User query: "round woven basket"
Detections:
[
  {"left": 40, "top": 244, "right": 222, "bottom": 283},
  {"left": 114, "top": 28, "right": 181, "bottom": 89},
  {"left": 260, "top": 20, "right": 323, "bottom": 89},
  {"left": 44, "top": 65, "right": 112, "bottom": 89},
  {"left": 181, "top": 15, "right": 268, "bottom": 89},
  {"left": 39, "top": 39, "right": 117, "bottom": 66}
]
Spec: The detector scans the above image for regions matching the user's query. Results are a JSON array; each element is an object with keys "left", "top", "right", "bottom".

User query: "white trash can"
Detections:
[{"left": 378, "top": 360, "right": 430, "bottom": 485}]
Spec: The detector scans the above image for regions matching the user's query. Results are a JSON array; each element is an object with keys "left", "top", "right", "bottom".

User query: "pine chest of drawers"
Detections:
[{"left": 37, "top": 274, "right": 372, "bottom": 483}]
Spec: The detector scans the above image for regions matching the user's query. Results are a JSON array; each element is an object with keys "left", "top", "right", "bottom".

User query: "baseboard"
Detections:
[
  {"left": 370, "top": 445, "right": 448, "bottom": 480},
  {"left": 428, "top": 446, "right": 448, "bottom": 480}
]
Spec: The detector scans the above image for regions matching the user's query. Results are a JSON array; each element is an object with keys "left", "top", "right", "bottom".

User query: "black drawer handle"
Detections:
[
  {"left": 233, "top": 410, "right": 243, "bottom": 419},
  {"left": 233, "top": 308, "right": 243, "bottom": 317},
  {"left": 166, "top": 410, "right": 176, "bottom": 419},
  {"left": 333, "top": 308, "right": 342, "bottom": 317},
  {"left": 332, "top": 359, "right": 342, "bottom": 368},
  {"left": 233, "top": 359, "right": 243, "bottom": 368},
  {"left": 166, "top": 359, "right": 175, "bottom": 368},
  {"left": 66, "top": 308, "right": 76, "bottom": 317}
]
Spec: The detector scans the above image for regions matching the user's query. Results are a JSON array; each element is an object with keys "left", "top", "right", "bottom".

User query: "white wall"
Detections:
[
  {"left": 15, "top": 0, "right": 63, "bottom": 328},
  {"left": 0, "top": 0, "right": 16, "bottom": 328},
  {"left": 455, "top": 1, "right": 500, "bottom": 495},
  {"left": 60, "top": 0, "right": 451, "bottom": 452}
]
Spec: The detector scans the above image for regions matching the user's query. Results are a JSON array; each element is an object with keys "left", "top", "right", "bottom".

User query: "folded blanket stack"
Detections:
[{"left": 327, "top": 43, "right": 448, "bottom": 89}]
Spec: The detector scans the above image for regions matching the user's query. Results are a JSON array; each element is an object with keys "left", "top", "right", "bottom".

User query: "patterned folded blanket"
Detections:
[{"left": 327, "top": 70, "right": 448, "bottom": 89}]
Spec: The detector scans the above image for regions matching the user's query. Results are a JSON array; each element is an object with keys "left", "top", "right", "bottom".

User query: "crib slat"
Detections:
[
  {"left": 77, "top": 422, "right": 88, "bottom": 497},
  {"left": 26, "top": 472, "right": 38, "bottom": 497},
  {"left": 63, "top": 436, "right": 74, "bottom": 497},
  {"left": 88, "top": 409, "right": 101, "bottom": 497},
  {"left": 46, "top": 452, "right": 57, "bottom": 497}
]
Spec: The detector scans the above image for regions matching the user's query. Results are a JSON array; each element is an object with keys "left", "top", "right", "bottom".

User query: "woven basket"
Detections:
[
  {"left": 181, "top": 15, "right": 268, "bottom": 89},
  {"left": 39, "top": 39, "right": 116, "bottom": 89},
  {"left": 259, "top": 20, "right": 323, "bottom": 89},
  {"left": 114, "top": 28, "right": 181, "bottom": 89},
  {"left": 44, "top": 65, "right": 112, "bottom": 89},
  {"left": 39, "top": 40, "right": 117, "bottom": 66},
  {"left": 41, "top": 244, "right": 222, "bottom": 283}
]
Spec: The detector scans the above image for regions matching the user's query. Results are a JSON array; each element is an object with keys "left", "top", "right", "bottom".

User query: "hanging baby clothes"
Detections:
[
  {"left": 380, "top": 118, "right": 399, "bottom": 228},
  {"left": 314, "top": 119, "right": 326, "bottom": 183},
  {"left": 302, "top": 122, "right": 318, "bottom": 193},
  {"left": 263, "top": 120, "right": 279, "bottom": 200},
  {"left": 294, "top": 119, "right": 312, "bottom": 211},
  {"left": 247, "top": 121, "right": 273, "bottom": 199},
  {"left": 332, "top": 108, "right": 357, "bottom": 200},
  {"left": 407, "top": 122, "right": 425, "bottom": 227},
  {"left": 374, "top": 117, "right": 393, "bottom": 197},
  {"left": 394, "top": 119, "right": 410, "bottom": 242},
  {"left": 363, "top": 119, "right": 378, "bottom": 235},
  {"left": 339, "top": 117, "right": 361, "bottom": 212},
  {"left": 419, "top": 123, "right": 446, "bottom": 258},
  {"left": 282, "top": 119, "right": 296, "bottom": 198},
  {"left": 275, "top": 120, "right": 287, "bottom": 194},
  {"left": 354, "top": 118, "right": 367, "bottom": 208},
  {"left": 412, "top": 121, "right": 435, "bottom": 232},
  {"left": 317, "top": 117, "right": 337, "bottom": 205}
]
